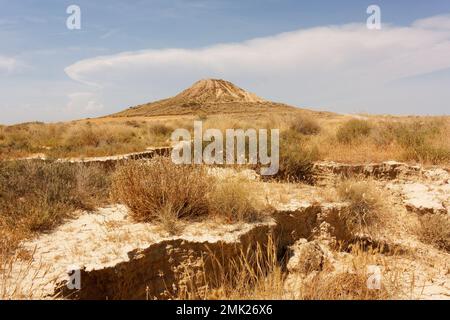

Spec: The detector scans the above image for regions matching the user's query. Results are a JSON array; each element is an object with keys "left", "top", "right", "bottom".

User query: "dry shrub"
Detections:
[
  {"left": 336, "top": 119, "right": 372, "bottom": 144},
  {"left": 111, "top": 157, "right": 211, "bottom": 223},
  {"left": 416, "top": 214, "right": 450, "bottom": 252},
  {"left": 149, "top": 123, "right": 173, "bottom": 136},
  {"left": 290, "top": 115, "right": 321, "bottom": 135},
  {"left": 112, "top": 158, "right": 265, "bottom": 227},
  {"left": 125, "top": 120, "right": 143, "bottom": 128},
  {"left": 0, "top": 120, "right": 174, "bottom": 160},
  {"left": 208, "top": 178, "right": 263, "bottom": 223},
  {"left": 277, "top": 130, "right": 319, "bottom": 183},
  {"left": 336, "top": 178, "right": 387, "bottom": 236},
  {"left": 0, "top": 161, "right": 111, "bottom": 254},
  {"left": 373, "top": 119, "right": 450, "bottom": 164}
]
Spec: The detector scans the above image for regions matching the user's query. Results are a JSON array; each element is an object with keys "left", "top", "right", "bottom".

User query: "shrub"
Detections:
[
  {"left": 290, "top": 115, "right": 321, "bottom": 135},
  {"left": 336, "top": 119, "right": 372, "bottom": 144},
  {"left": 125, "top": 120, "right": 143, "bottom": 128},
  {"left": 336, "top": 178, "right": 386, "bottom": 236},
  {"left": 393, "top": 121, "right": 449, "bottom": 163},
  {"left": 149, "top": 123, "right": 172, "bottom": 137},
  {"left": 277, "top": 131, "right": 319, "bottom": 183},
  {"left": 417, "top": 214, "right": 450, "bottom": 252},
  {"left": 111, "top": 157, "right": 211, "bottom": 223},
  {"left": 208, "top": 178, "right": 263, "bottom": 223}
]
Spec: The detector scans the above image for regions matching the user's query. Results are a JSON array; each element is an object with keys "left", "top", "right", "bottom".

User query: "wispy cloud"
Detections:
[{"left": 64, "top": 14, "right": 450, "bottom": 115}]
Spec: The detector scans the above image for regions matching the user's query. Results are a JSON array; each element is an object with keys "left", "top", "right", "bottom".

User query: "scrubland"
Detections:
[
  {"left": 1, "top": 112, "right": 448, "bottom": 166},
  {"left": 1, "top": 111, "right": 449, "bottom": 300}
]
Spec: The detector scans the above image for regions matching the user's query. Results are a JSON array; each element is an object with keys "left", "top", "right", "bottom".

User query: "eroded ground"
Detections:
[{"left": 2, "top": 160, "right": 449, "bottom": 300}]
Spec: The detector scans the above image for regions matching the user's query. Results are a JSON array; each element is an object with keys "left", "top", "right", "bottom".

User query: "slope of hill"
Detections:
[{"left": 111, "top": 79, "right": 297, "bottom": 117}]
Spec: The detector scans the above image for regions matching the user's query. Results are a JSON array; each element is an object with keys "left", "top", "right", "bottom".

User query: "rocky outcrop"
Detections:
[
  {"left": 286, "top": 239, "right": 325, "bottom": 274},
  {"left": 272, "top": 200, "right": 351, "bottom": 247}
]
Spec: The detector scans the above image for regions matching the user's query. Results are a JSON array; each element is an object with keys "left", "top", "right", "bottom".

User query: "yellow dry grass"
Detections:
[{"left": 2, "top": 111, "right": 448, "bottom": 166}]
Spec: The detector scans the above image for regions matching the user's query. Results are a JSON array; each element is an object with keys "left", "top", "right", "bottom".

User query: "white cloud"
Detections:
[
  {"left": 67, "top": 92, "right": 104, "bottom": 113},
  {"left": 65, "top": 14, "right": 450, "bottom": 115},
  {"left": 413, "top": 14, "right": 450, "bottom": 30},
  {"left": 0, "top": 55, "right": 18, "bottom": 73}
]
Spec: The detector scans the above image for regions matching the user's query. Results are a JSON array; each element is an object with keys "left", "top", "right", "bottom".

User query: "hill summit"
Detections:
[
  {"left": 174, "top": 79, "right": 265, "bottom": 104},
  {"left": 112, "top": 79, "right": 295, "bottom": 117}
]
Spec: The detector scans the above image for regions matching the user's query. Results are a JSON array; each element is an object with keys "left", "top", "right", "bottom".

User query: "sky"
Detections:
[{"left": 1, "top": 0, "right": 450, "bottom": 124}]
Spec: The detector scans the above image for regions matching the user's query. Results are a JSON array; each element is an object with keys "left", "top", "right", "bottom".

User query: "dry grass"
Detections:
[
  {"left": 297, "top": 244, "right": 403, "bottom": 300},
  {"left": 112, "top": 157, "right": 211, "bottom": 223},
  {"left": 0, "top": 120, "right": 172, "bottom": 160},
  {"left": 173, "top": 237, "right": 405, "bottom": 300},
  {"left": 336, "top": 178, "right": 388, "bottom": 237},
  {"left": 2, "top": 113, "right": 449, "bottom": 167},
  {"left": 112, "top": 158, "right": 265, "bottom": 230},
  {"left": 416, "top": 214, "right": 450, "bottom": 252},
  {"left": 289, "top": 115, "right": 321, "bottom": 135},
  {"left": 312, "top": 116, "right": 450, "bottom": 165},
  {"left": 0, "top": 161, "right": 112, "bottom": 255},
  {"left": 174, "top": 235, "right": 286, "bottom": 300},
  {"left": 276, "top": 130, "right": 320, "bottom": 183},
  {"left": 208, "top": 178, "right": 264, "bottom": 223},
  {"left": 336, "top": 119, "right": 372, "bottom": 144}
]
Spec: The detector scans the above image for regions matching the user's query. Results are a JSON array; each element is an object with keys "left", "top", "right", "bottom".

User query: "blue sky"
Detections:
[{"left": 1, "top": 0, "right": 450, "bottom": 124}]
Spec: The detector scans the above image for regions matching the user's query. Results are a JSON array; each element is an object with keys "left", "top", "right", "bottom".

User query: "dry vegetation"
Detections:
[
  {"left": 111, "top": 157, "right": 265, "bottom": 233},
  {"left": 336, "top": 177, "right": 388, "bottom": 237},
  {"left": 0, "top": 109, "right": 449, "bottom": 300},
  {"left": 416, "top": 214, "right": 450, "bottom": 252},
  {"left": 174, "top": 237, "right": 406, "bottom": 300},
  {"left": 0, "top": 120, "right": 173, "bottom": 160},
  {"left": 112, "top": 158, "right": 211, "bottom": 223},
  {"left": 0, "top": 161, "right": 111, "bottom": 256},
  {"left": 1, "top": 112, "right": 449, "bottom": 167},
  {"left": 174, "top": 236, "right": 286, "bottom": 300},
  {"left": 319, "top": 116, "right": 450, "bottom": 164}
]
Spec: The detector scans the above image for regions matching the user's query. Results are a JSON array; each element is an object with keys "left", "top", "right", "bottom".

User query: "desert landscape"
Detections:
[{"left": 0, "top": 79, "right": 449, "bottom": 300}]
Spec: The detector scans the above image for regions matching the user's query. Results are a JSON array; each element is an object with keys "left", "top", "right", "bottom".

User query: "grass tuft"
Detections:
[{"left": 336, "top": 178, "right": 387, "bottom": 236}]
